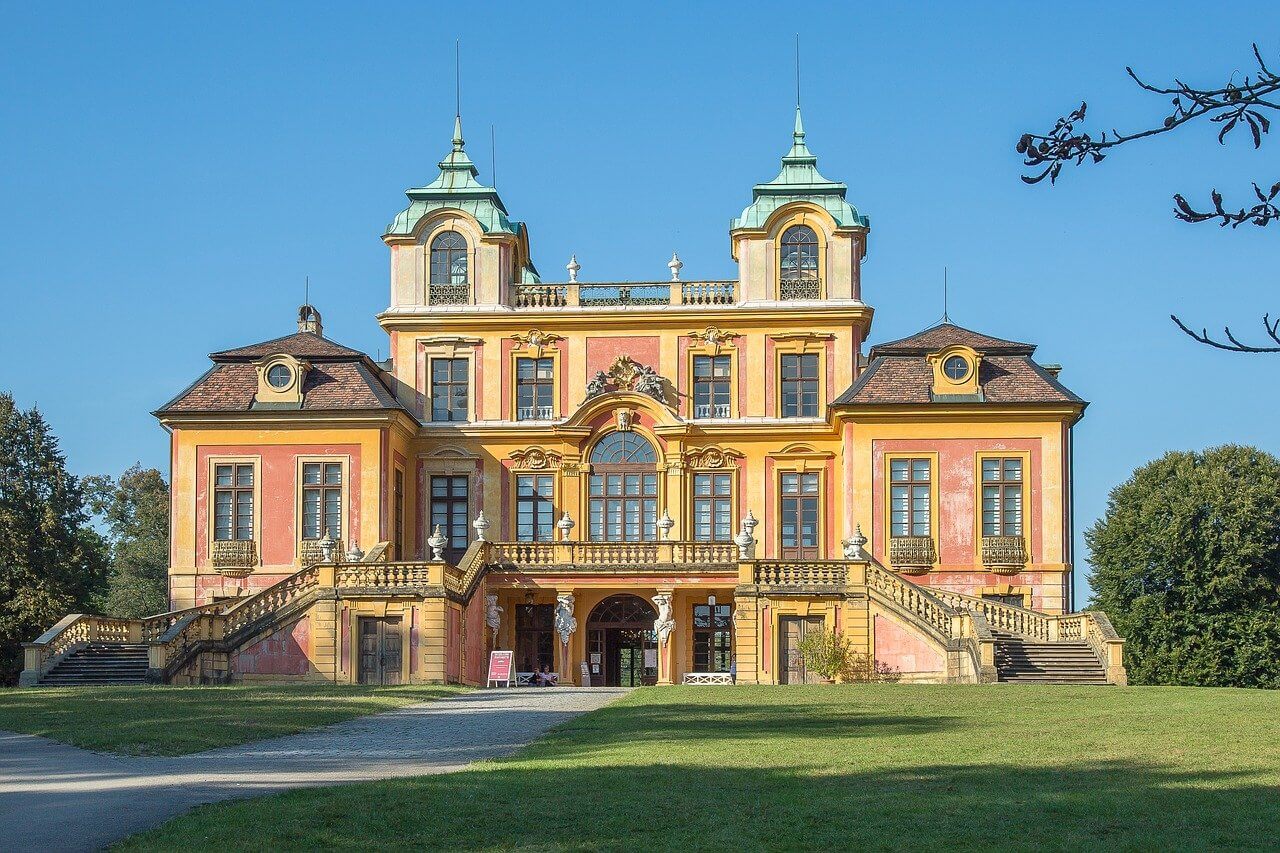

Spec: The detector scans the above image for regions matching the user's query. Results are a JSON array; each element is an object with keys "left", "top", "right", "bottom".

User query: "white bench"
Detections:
[
  {"left": 682, "top": 672, "right": 734, "bottom": 685},
  {"left": 516, "top": 671, "right": 558, "bottom": 687}
]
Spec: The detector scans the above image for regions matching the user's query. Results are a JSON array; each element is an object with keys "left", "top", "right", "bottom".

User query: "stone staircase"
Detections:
[
  {"left": 992, "top": 631, "right": 1110, "bottom": 685},
  {"left": 38, "top": 643, "right": 150, "bottom": 687}
]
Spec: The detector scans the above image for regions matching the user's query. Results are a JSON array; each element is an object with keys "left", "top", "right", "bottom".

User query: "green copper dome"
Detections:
[{"left": 732, "top": 108, "right": 869, "bottom": 231}]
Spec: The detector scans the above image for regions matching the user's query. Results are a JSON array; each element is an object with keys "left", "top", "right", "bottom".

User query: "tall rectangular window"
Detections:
[
  {"left": 393, "top": 468, "right": 405, "bottom": 560},
  {"left": 890, "top": 458, "right": 931, "bottom": 537},
  {"left": 515, "top": 357, "right": 554, "bottom": 420},
  {"left": 692, "top": 473, "right": 733, "bottom": 542},
  {"left": 430, "top": 358, "right": 469, "bottom": 422},
  {"left": 780, "top": 353, "right": 819, "bottom": 417},
  {"left": 982, "top": 457, "right": 1023, "bottom": 537},
  {"left": 692, "top": 355, "right": 731, "bottom": 418},
  {"left": 780, "top": 472, "right": 820, "bottom": 559},
  {"left": 213, "top": 463, "right": 254, "bottom": 541},
  {"left": 692, "top": 603, "right": 733, "bottom": 673},
  {"left": 430, "top": 475, "right": 469, "bottom": 559},
  {"left": 516, "top": 474, "right": 555, "bottom": 542},
  {"left": 302, "top": 462, "right": 342, "bottom": 541},
  {"left": 588, "top": 473, "right": 658, "bottom": 541}
]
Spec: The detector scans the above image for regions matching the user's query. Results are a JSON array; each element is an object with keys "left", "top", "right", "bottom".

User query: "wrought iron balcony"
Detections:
[
  {"left": 779, "top": 278, "right": 821, "bottom": 300},
  {"left": 427, "top": 283, "right": 470, "bottom": 305},
  {"left": 509, "top": 281, "right": 736, "bottom": 309},
  {"left": 981, "top": 536, "right": 1028, "bottom": 572},
  {"left": 211, "top": 539, "right": 257, "bottom": 577},
  {"left": 888, "top": 536, "right": 936, "bottom": 573},
  {"left": 299, "top": 538, "right": 344, "bottom": 566}
]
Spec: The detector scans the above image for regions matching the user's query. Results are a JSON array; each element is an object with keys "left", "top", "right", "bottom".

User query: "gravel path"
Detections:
[{"left": 0, "top": 687, "right": 627, "bottom": 852}]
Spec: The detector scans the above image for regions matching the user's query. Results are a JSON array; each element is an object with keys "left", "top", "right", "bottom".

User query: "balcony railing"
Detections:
[
  {"left": 779, "top": 278, "right": 821, "bottom": 300},
  {"left": 486, "top": 540, "right": 739, "bottom": 570},
  {"left": 754, "top": 561, "right": 848, "bottom": 587},
  {"left": 428, "top": 283, "right": 470, "bottom": 305},
  {"left": 211, "top": 539, "right": 257, "bottom": 576},
  {"left": 509, "top": 281, "right": 737, "bottom": 309},
  {"left": 981, "top": 536, "right": 1027, "bottom": 572},
  {"left": 694, "top": 403, "right": 731, "bottom": 419},
  {"left": 888, "top": 536, "right": 936, "bottom": 573},
  {"left": 516, "top": 405, "right": 554, "bottom": 420},
  {"left": 299, "top": 538, "right": 344, "bottom": 566}
]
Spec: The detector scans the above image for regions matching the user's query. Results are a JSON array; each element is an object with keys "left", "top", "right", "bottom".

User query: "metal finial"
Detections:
[
  {"left": 942, "top": 266, "right": 950, "bottom": 324},
  {"left": 795, "top": 33, "right": 801, "bottom": 109}
]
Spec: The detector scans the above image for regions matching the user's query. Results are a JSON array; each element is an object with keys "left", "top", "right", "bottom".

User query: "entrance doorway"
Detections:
[
  {"left": 586, "top": 594, "right": 658, "bottom": 687},
  {"left": 779, "top": 616, "right": 824, "bottom": 684},
  {"left": 357, "top": 616, "right": 403, "bottom": 685}
]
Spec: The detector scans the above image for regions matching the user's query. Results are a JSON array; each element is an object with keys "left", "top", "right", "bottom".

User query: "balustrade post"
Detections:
[
  {"left": 737, "top": 560, "right": 755, "bottom": 586},
  {"left": 1048, "top": 617, "right": 1060, "bottom": 642},
  {"left": 147, "top": 644, "right": 168, "bottom": 683},
  {"left": 565, "top": 285, "right": 580, "bottom": 307},
  {"left": 317, "top": 563, "right": 336, "bottom": 588}
]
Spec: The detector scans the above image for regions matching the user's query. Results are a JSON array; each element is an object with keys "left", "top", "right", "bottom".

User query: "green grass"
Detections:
[
  {"left": 0, "top": 683, "right": 467, "bottom": 755},
  {"left": 120, "top": 684, "right": 1280, "bottom": 851}
]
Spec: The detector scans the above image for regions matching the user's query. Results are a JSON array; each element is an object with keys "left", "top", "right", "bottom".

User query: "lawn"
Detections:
[
  {"left": 0, "top": 683, "right": 467, "bottom": 755},
  {"left": 120, "top": 684, "right": 1280, "bottom": 851}
]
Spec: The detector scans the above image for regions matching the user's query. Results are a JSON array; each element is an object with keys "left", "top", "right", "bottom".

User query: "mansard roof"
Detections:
[
  {"left": 869, "top": 322, "right": 1036, "bottom": 357},
  {"left": 835, "top": 322, "right": 1083, "bottom": 407},
  {"left": 157, "top": 323, "right": 410, "bottom": 417},
  {"left": 732, "top": 108, "right": 870, "bottom": 231}
]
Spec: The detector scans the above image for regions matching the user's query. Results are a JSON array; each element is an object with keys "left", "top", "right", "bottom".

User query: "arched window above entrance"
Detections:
[
  {"left": 589, "top": 431, "right": 657, "bottom": 464},
  {"left": 588, "top": 593, "right": 658, "bottom": 626}
]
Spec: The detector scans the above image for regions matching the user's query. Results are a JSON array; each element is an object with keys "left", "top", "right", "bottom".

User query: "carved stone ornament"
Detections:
[
  {"left": 683, "top": 445, "right": 744, "bottom": 470},
  {"left": 734, "top": 510, "right": 758, "bottom": 561},
  {"left": 510, "top": 329, "right": 563, "bottom": 358},
  {"left": 554, "top": 593, "right": 577, "bottom": 646},
  {"left": 427, "top": 524, "right": 448, "bottom": 562},
  {"left": 616, "top": 409, "right": 632, "bottom": 432},
  {"left": 688, "top": 326, "right": 739, "bottom": 355},
  {"left": 652, "top": 593, "right": 675, "bottom": 645},
  {"left": 842, "top": 524, "right": 870, "bottom": 562},
  {"left": 583, "top": 356, "right": 670, "bottom": 405},
  {"left": 485, "top": 593, "right": 503, "bottom": 634},
  {"left": 509, "top": 447, "right": 562, "bottom": 470}
]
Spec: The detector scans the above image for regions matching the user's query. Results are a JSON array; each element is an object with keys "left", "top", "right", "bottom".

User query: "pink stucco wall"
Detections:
[
  {"left": 233, "top": 616, "right": 312, "bottom": 677},
  {"left": 873, "top": 614, "right": 944, "bottom": 675},
  {"left": 585, "top": 336, "right": 660, "bottom": 380}
]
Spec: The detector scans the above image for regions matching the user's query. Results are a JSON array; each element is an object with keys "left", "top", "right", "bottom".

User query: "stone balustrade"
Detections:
[{"left": 509, "top": 281, "right": 737, "bottom": 309}]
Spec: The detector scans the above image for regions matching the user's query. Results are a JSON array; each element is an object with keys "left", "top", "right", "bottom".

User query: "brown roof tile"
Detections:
[
  {"left": 870, "top": 322, "right": 1036, "bottom": 357},
  {"left": 211, "top": 332, "right": 367, "bottom": 361},
  {"left": 834, "top": 354, "right": 1083, "bottom": 406},
  {"left": 157, "top": 361, "right": 408, "bottom": 415}
]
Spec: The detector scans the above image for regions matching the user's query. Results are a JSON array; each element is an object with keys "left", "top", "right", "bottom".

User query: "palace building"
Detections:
[{"left": 22, "top": 111, "right": 1126, "bottom": 689}]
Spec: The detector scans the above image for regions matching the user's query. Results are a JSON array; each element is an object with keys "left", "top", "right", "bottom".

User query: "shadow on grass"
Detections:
[{"left": 123, "top": 760, "right": 1280, "bottom": 851}]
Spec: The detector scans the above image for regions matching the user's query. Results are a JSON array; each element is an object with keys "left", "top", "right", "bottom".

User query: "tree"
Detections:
[
  {"left": 1086, "top": 445, "right": 1280, "bottom": 688},
  {"left": 0, "top": 393, "right": 107, "bottom": 684},
  {"left": 1017, "top": 44, "right": 1280, "bottom": 352},
  {"left": 85, "top": 465, "right": 170, "bottom": 619}
]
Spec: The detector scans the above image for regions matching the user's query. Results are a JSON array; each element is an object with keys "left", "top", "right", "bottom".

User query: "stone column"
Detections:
[{"left": 652, "top": 589, "right": 676, "bottom": 685}]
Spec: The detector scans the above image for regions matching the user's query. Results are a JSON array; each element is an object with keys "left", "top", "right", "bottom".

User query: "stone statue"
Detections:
[
  {"left": 652, "top": 593, "right": 675, "bottom": 645},
  {"left": 554, "top": 593, "right": 577, "bottom": 646},
  {"left": 633, "top": 364, "right": 665, "bottom": 402},
  {"left": 585, "top": 371, "right": 610, "bottom": 400},
  {"left": 484, "top": 593, "right": 503, "bottom": 635}
]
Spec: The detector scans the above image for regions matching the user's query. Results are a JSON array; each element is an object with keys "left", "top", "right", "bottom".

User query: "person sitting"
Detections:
[{"left": 537, "top": 665, "right": 553, "bottom": 687}]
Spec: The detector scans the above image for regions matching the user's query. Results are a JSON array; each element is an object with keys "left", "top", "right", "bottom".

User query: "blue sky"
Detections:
[{"left": 1, "top": 3, "right": 1275, "bottom": 601}]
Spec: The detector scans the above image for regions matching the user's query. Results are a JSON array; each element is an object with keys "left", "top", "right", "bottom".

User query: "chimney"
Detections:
[
  {"left": 1041, "top": 363, "right": 1062, "bottom": 378},
  {"left": 298, "top": 304, "right": 323, "bottom": 336}
]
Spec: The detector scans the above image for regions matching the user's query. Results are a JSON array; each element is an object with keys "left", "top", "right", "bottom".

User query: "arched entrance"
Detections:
[{"left": 587, "top": 594, "right": 658, "bottom": 686}]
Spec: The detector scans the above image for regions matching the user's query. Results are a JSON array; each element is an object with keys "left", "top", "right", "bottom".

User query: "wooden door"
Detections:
[
  {"left": 358, "top": 617, "right": 403, "bottom": 686},
  {"left": 779, "top": 616, "right": 824, "bottom": 684}
]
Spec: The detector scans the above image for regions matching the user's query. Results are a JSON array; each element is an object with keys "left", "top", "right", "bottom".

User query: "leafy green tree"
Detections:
[
  {"left": 0, "top": 393, "right": 107, "bottom": 684},
  {"left": 1087, "top": 445, "right": 1280, "bottom": 687},
  {"left": 86, "top": 465, "right": 169, "bottom": 619}
]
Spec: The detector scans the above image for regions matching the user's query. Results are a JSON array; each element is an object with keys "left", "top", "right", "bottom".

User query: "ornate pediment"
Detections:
[
  {"left": 584, "top": 355, "right": 670, "bottom": 405},
  {"left": 687, "top": 326, "right": 739, "bottom": 355},
  {"left": 508, "top": 447, "right": 562, "bottom": 470},
  {"left": 683, "top": 445, "right": 745, "bottom": 469},
  {"left": 510, "top": 329, "right": 563, "bottom": 357}
]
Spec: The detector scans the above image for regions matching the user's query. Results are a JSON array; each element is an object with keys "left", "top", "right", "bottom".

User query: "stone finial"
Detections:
[
  {"left": 473, "top": 510, "right": 490, "bottom": 542},
  {"left": 657, "top": 509, "right": 675, "bottom": 540},
  {"left": 428, "top": 524, "right": 447, "bottom": 562},
  {"left": 734, "top": 510, "right": 759, "bottom": 561},
  {"left": 842, "top": 524, "right": 870, "bottom": 562},
  {"left": 345, "top": 541, "right": 364, "bottom": 562},
  {"left": 318, "top": 528, "right": 337, "bottom": 563},
  {"left": 557, "top": 511, "right": 576, "bottom": 541},
  {"left": 668, "top": 252, "right": 683, "bottom": 282},
  {"left": 567, "top": 254, "right": 580, "bottom": 283}
]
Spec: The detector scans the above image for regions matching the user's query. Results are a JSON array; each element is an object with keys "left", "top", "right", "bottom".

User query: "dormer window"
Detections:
[
  {"left": 927, "top": 346, "right": 982, "bottom": 399},
  {"left": 779, "top": 225, "right": 820, "bottom": 300},
  {"left": 942, "top": 355, "right": 970, "bottom": 381},
  {"left": 429, "top": 231, "right": 469, "bottom": 305},
  {"left": 254, "top": 353, "right": 308, "bottom": 406}
]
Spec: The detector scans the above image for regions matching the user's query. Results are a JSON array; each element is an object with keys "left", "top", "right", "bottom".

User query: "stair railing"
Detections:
[{"left": 20, "top": 614, "right": 140, "bottom": 685}]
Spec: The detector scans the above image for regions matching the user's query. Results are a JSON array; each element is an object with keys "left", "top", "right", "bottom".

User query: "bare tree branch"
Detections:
[
  {"left": 1173, "top": 182, "right": 1280, "bottom": 227},
  {"left": 1170, "top": 313, "right": 1280, "bottom": 353},
  {"left": 1017, "top": 43, "right": 1280, "bottom": 187}
]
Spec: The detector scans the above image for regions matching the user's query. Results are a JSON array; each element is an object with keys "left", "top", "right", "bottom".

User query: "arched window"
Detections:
[
  {"left": 779, "top": 225, "right": 820, "bottom": 299},
  {"left": 430, "top": 231, "right": 469, "bottom": 284},
  {"left": 588, "top": 431, "right": 658, "bottom": 541},
  {"left": 589, "top": 431, "right": 657, "bottom": 464},
  {"left": 428, "top": 231, "right": 469, "bottom": 305}
]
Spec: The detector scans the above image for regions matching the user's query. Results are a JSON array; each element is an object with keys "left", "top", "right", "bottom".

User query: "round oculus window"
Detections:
[
  {"left": 942, "top": 355, "right": 970, "bottom": 381},
  {"left": 266, "top": 364, "right": 293, "bottom": 389}
]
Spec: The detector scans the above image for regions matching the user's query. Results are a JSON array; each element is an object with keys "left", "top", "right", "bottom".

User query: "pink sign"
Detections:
[{"left": 486, "top": 650, "right": 514, "bottom": 687}]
